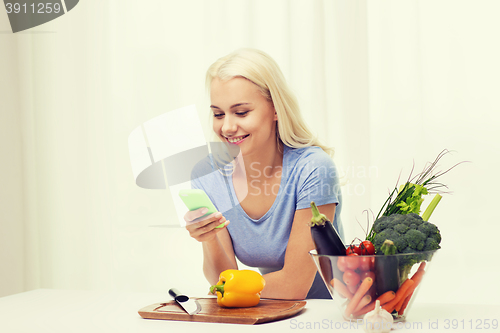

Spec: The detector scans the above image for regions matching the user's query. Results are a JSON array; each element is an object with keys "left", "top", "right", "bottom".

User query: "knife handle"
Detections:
[{"left": 168, "top": 288, "right": 188, "bottom": 302}]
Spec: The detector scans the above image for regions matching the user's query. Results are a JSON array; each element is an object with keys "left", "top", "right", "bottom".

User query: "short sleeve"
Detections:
[
  {"left": 190, "top": 156, "right": 212, "bottom": 190},
  {"left": 295, "top": 151, "right": 341, "bottom": 210}
]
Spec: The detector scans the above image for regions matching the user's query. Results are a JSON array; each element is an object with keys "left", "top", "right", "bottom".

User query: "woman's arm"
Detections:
[
  {"left": 185, "top": 209, "right": 238, "bottom": 285},
  {"left": 201, "top": 228, "right": 238, "bottom": 285},
  {"left": 259, "top": 203, "right": 336, "bottom": 300}
]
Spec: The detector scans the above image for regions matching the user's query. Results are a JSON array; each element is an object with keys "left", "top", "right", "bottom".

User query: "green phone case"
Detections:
[{"left": 178, "top": 189, "right": 224, "bottom": 228}]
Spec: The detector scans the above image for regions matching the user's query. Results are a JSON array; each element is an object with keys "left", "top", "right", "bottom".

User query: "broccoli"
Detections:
[{"left": 370, "top": 213, "right": 441, "bottom": 281}]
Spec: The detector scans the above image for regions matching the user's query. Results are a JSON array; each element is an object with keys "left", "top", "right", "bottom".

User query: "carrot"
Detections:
[
  {"left": 411, "top": 269, "right": 425, "bottom": 284},
  {"left": 352, "top": 290, "right": 395, "bottom": 316},
  {"left": 352, "top": 301, "right": 375, "bottom": 317},
  {"left": 344, "top": 277, "right": 373, "bottom": 317},
  {"left": 398, "top": 263, "right": 427, "bottom": 315},
  {"left": 376, "top": 290, "right": 396, "bottom": 305},
  {"left": 417, "top": 261, "right": 426, "bottom": 272},
  {"left": 330, "top": 278, "right": 353, "bottom": 299},
  {"left": 397, "top": 271, "right": 424, "bottom": 312},
  {"left": 395, "top": 289, "right": 410, "bottom": 312},
  {"left": 382, "top": 279, "right": 414, "bottom": 313},
  {"left": 411, "top": 263, "right": 425, "bottom": 282},
  {"left": 398, "top": 292, "right": 413, "bottom": 315},
  {"left": 354, "top": 294, "right": 372, "bottom": 313}
]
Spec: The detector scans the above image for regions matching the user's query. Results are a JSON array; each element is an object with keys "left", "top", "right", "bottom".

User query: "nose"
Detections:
[{"left": 221, "top": 114, "right": 237, "bottom": 136}]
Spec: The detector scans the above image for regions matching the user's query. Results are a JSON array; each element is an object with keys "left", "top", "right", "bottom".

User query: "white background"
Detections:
[{"left": 1, "top": 0, "right": 499, "bottom": 305}]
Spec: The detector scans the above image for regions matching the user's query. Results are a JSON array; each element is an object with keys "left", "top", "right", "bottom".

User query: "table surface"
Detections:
[{"left": 0, "top": 289, "right": 499, "bottom": 333}]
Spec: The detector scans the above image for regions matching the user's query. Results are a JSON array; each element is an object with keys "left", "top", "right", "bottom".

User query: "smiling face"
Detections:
[{"left": 210, "top": 77, "right": 278, "bottom": 157}]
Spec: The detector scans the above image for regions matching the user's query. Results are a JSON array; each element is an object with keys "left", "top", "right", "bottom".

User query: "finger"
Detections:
[
  {"left": 188, "top": 212, "right": 223, "bottom": 226},
  {"left": 184, "top": 207, "right": 209, "bottom": 223},
  {"left": 186, "top": 216, "right": 227, "bottom": 239},
  {"left": 186, "top": 215, "right": 225, "bottom": 235},
  {"left": 196, "top": 220, "right": 230, "bottom": 242}
]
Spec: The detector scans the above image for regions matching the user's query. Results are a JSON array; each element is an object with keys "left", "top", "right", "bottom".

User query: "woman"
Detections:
[{"left": 184, "top": 48, "right": 343, "bottom": 299}]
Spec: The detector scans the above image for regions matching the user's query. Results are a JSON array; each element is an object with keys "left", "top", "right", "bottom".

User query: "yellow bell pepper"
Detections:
[{"left": 209, "top": 269, "right": 266, "bottom": 307}]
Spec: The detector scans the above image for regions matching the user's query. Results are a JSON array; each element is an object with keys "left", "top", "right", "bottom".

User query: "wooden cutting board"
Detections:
[{"left": 138, "top": 297, "right": 306, "bottom": 325}]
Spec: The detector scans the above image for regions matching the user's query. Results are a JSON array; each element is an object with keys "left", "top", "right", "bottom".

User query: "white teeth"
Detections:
[{"left": 227, "top": 135, "right": 247, "bottom": 143}]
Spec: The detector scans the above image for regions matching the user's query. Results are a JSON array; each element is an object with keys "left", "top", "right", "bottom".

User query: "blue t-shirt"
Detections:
[{"left": 191, "top": 145, "right": 344, "bottom": 299}]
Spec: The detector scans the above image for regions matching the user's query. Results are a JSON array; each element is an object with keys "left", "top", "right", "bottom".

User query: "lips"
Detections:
[{"left": 225, "top": 134, "right": 249, "bottom": 144}]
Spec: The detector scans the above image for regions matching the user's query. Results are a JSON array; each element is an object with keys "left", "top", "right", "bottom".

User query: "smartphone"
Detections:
[{"left": 178, "top": 189, "right": 225, "bottom": 228}]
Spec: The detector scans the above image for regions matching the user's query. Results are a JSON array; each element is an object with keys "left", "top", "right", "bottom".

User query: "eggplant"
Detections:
[
  {"left": 309, "top": 202, "right": 346, "bottom": 285},
  {"left": 374, "top": 239, "right": 400, "bottom": 296},
  {"left": 309, "top": 202, "right": 346, "bottom": 256}
]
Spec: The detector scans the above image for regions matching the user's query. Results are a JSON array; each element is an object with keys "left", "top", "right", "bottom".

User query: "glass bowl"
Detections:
[{"left": 309, "top": 249, "right": 438, "bottom": 322}]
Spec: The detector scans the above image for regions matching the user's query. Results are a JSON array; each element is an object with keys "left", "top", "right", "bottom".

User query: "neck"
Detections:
[{"left": 234, "top": 141, "right": 284, "bottom": 180}]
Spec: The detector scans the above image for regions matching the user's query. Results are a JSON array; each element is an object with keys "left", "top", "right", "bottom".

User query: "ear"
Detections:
[{"left": 273, "top": 109, "right": 278, "bottom": 121}]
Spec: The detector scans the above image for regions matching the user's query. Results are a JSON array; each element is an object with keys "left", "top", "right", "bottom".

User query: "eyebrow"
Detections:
[{"left": 210, "top": 103, "right": 251, "bottom": 110}]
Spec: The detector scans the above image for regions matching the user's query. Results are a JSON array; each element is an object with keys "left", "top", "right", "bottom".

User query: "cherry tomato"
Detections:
[
  {"left": 358, "top": 257, "right": 373, "bottom": 271},
  {"left": 347, "top": 283, "right": 359, "bottom": 295},
  {"left": 343, "top": 269, "right": 361, "bottom": 287},
  {"left": 337, "top": 257, "right": 347, "bottom": 272},
  {"left": 346, "top": 244, "right": 361, "bottom": 255},
  {"left": 346, "top": 253, "right": 360, "bottom": 270},
  {"left": 359, "top": 240, "right": 375, "bottom": 255},
  {"left": 360, "top": 270, "right": 375, "bottom": 282}
]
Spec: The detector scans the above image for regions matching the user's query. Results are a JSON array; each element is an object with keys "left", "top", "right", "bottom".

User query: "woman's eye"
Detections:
[
  {"left": 236, "top": 111, "right": 249, "bottom": 116},
  {"left": 213, "top": 113, "right": 224, "bottom": 118}
]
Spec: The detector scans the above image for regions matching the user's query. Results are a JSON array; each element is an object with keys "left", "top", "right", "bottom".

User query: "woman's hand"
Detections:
[{"left": 184, "top": 208, "right": 229, "bottom": 242}]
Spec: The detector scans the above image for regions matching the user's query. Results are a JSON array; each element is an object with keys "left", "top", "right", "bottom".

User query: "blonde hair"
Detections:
[{"left": 206, "top": 48, "right": 334, "bottom": 156}]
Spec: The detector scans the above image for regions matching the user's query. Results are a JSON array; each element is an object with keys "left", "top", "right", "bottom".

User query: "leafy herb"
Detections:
[{"left": 367, "top": 149, "right": 465, "bottom": 242}]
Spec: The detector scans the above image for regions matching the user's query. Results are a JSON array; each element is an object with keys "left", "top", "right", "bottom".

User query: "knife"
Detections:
[{"left": 168, "top": 288, "right": 202, "bottom": 315}]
